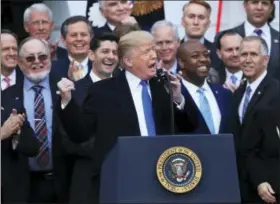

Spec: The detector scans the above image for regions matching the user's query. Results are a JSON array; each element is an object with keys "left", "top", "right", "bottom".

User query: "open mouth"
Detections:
[
  {"left": 197, "top": 66, "right": 208, "bottom": 72},
  {"left": 31, "top": 64, "right": 44, "bottom": 70},
  {"left": 103, "top": 61, "right": 115, "bottom": 66},
  {"left": 148, "top": 62, "right": 156, "bottom": 69}
]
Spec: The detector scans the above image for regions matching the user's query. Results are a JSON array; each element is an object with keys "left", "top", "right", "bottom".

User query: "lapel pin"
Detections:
[
  {"left": 258, "top": 91, "right": 261, "bottom": 95},
  {"left": 1, "top": 107, "right": 4, "bottom": 110},
  {"left": 273, "top": 39, "right": 279, "bottom": 43},
  {"left": 215, "top": 90, "right": 219, "bottom": 94},
  {"left": 15, "top": 97, "right": 19, "bottom": 100}
]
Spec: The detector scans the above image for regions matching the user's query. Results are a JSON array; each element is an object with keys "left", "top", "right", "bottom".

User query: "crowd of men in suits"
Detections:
[{"left": 1, "top": 0, "right": 279, "bottom": 204}]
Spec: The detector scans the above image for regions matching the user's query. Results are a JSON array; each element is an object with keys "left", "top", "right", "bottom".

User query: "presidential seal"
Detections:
[{"left": 156, "top": 146, "right": 202, "bottom": 193}]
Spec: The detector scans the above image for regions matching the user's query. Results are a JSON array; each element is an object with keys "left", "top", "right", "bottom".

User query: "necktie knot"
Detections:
[
  {"left": 197, "top": 87, "right": 205, "bottom": 94},
  {"left": 231, "top": 75, "right": 238, "bottom": 84},
  {"left": 4, "top": 76, "right": 10, "bottom": 83},
  {"left": 254, "top": 29, "right": 263, "bottom": 36},
  {"left": 245, "top": 86, "right": 252, "bottom": 95},
  {"left": 32, "top": 85, "right": 43, "bottom": 93},
  {"left": 140, "top": 80, "right": 148, "bottom": 86}
]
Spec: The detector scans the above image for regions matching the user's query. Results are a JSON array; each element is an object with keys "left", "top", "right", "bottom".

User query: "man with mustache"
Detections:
[
  {"left": 16, "top": 37, "right": 75, "bottom": 203},
  {"left": 216, "top": 0, "right": 279, "bottom": 82},
  {"left": 1, "top": 29, "right": 24, "bottom": 90},
  {"left": 216, "top": 30, "right": 244, "bottom": 91},
  {"left": 57, "top": 31, "right": 197, "bottom": 204},
  {"left": 177, "top": 40, "right": 232, "bottom": 134},
  {"left": 52, "top": 16, "right": 93, "bottom": 81},
  {"left": 23, "top": 3, "right": 67, "bottom": 60},
  {"left": 230, "top": 36, "right": 279, "bottom": 202}
]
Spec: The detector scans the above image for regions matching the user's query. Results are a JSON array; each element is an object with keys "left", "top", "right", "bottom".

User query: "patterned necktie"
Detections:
[
  {"left": 3, "top": 76, "right": 11, "bottom": 89},
  {"left": 197, "top": 88, "right": 215, "bottom": 134},
  {"left": 254, "top": 29, "right": 263, "bottom": 37},
  {"left": 242, "top": 86, "right": 252, "bottom": 121},
  {"left": 32, "top": 85, "right": 50, "bottom": 167},
  {"left": 230, "top": 75, "right": 238, "bottom": 85},
  {"left": 140, "top": 80, "right": 156, "bottom": 136}
]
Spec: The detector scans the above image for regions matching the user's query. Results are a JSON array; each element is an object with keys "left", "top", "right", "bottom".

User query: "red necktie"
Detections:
[{"left": 3, "top": 77, "right": 11, "bottom": 89}]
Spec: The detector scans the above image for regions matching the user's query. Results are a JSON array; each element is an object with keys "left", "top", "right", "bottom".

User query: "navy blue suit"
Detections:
[
  {"left": 181, "top": 81, "right": 232, "bottom": 134},
  {"left": 51, "top": 57, "right": 92, "bottom": 81},
  {"left": 56, "top": 47, "right": 68, "bottom": 60},
  {"left": 1, "top": 85, "right": 39, "bottom": 203}
]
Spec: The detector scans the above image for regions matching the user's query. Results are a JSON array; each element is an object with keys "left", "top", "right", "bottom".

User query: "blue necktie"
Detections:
[
  {"left": 231, "top": 75, "right": 238, "bottom": 85},
  {"left": 242, "top": 86, "right": 252, "bottom": 121},
  {"left": 254, "top": 29, "right": 263, "bottom": 37},
  {"left": 197, "top": 88, "right": 215, "bottom": 134},
  {"left": 140, "top": 80, "right": 156, "bottom": 136}
]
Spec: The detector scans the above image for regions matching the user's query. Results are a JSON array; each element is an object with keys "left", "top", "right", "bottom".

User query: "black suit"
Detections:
[
  {"left": 59, "top": 71, "right": 197, "bottom": 204},
  {"left": 218, "top": 23, "right": 280, "bottom": 82},
  {"left": 55, "top": 46, "right": 68, "bottom": 60},
  {"left": 93, "top": 23, "right": 112, "bottom": 37},
  {"left": 230, "top": 74, "right": 280, "bottom": 202},
  {"left": 242, "top": 106, "right": 280, "bottom": 203},
  {"left": 13, "top": 74, "right": 77, "bottom": 203},
  {"left": 1, "top": 85, "right": 40, "bottom": 204}
]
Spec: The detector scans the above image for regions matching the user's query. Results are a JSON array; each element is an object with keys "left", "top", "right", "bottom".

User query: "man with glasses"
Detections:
[
  {"left": 23, "top": 3, "right": 67, "bottom": 60},
  {"left": 16, "top": 37, "right": 75, "bottom": 204}
]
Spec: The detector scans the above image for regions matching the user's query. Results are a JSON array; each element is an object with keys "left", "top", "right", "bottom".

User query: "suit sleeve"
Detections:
[
  {"left": 242, "top": 112, "right": 270, "bottom": 189},
  {"left": 15, "top": 120, "right": 40, "bottom": 157},
  {"left": 58, "top": 85, "right": 99, "bottom": 143}
]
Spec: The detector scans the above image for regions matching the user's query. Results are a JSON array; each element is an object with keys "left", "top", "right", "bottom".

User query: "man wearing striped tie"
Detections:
[
  {"left": 230, "top": 36, "right": 280, "bottom": 203},
  {"left": 17, "top": 37, "right": 76, "bottom": 204}
]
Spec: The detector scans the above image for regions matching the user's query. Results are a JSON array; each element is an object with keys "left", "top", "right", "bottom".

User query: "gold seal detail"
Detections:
[{"left": 156, "top": 146, "right": 202, "bottom": 193}]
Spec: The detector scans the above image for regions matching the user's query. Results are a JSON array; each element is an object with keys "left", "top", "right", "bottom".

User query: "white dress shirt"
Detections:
[
  {"left": 90, "top": 70, "right": 101, "bottom": 83},
  {"left": 68, "top": 56, "right": 89, "bottom": 78},
  {"left": 126, "top": 71, "right": 152, "bottom": 136},
  {"left": 182, "top": 79, "right": 221, "bottom": 134},
  {"left": 1, "top": 68, "right": 16, "bottom": 90},
  {"left": 238, "top": 70, "right": 267, "bottom": 122},
  {"left": 245, "top": 21, "right": 271, "bottom": 54},
  {"left": 107, "top": 22, "right": 116, "bottom": 31},
  {"left": 225, "top": 69, "right": 243, "bottom": 87},
  {"left": 164, "top": 59, "right": 178, "bottom": 75}
]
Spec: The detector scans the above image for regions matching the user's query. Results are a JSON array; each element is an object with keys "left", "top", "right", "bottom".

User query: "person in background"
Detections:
[
  {"left": 216, "top": 30, "right": 244, "bottom": 92},
  {"left": 1, "top": 29, "right": 24, "bottom": 90},
  {"left": 23, "top": 3, "right": 67, "bottom": 60}
]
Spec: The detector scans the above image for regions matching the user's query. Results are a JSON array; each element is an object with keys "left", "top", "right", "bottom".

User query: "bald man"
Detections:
[
  {"left": 178, "top": 41, "right": 232, "bottom": 134},
  {"left": 57, "top": 31, "right": 197, "bottom": 204}
]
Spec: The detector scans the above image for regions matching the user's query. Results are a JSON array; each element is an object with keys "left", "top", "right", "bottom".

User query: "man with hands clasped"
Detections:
[{"left": 57, "top": 31, "right": 197, "bottom": 204}]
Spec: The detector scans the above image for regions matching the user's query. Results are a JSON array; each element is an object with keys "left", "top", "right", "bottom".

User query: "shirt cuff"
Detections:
[
  {"left": 174, "top": 96, "right": 185, "bottom": 110},
  {"left": 61, "top": 100, "right": 70, "bottom": 110}
]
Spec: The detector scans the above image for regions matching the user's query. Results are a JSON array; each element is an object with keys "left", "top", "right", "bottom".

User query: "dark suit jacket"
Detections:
[
  {"left": 1, "top": 85, "right": 40, "bottom": 203},
  {"left": 230, "top": 75, "right": 280, "bottom": 202},
  {"left": 60, "top": 71, "right": 197, "bottom": 203},
  {"left": 242, "top": 106, "right": 280, "bottom": 203},
  {"left": 56, "top": 46, "right": 68, "bottom": 60},
  {"left": 181, "top": 81, "right": 232, "bottom": 134},
  {"left": 13, "top": 74, "right": 78, "bottom": 203},
  {"left": 93, "top": 23, "right": 112, "bottom": 37},
  {"left": 51, "top": 56, "right": 92, "bottom": 81},
  {"left": 220, "top": 23, "right": 280, "bottom": 82}
]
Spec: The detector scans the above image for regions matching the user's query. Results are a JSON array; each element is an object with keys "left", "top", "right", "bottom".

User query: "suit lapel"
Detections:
[
  {"left": 233, "top": 82, "right": 246, "bottom": 125},
  {"left": 116, "top": 72, "right": 140, "bottom": 135},
  {"left": 243, "top": 76, "right": 269, "bottom": 122},
  {"left": 49, "top": 76, "right": 59, "bottom": 136}
]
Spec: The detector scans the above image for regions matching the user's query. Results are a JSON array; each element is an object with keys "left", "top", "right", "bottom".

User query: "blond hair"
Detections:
[{"left": 118, "top": 31, "right": 154, "bottom": 66}]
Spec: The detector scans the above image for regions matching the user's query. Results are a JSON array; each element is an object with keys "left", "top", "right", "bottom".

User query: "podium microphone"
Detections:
[{"left": 156, "top": 68, "right": 175, "bottom": 135}]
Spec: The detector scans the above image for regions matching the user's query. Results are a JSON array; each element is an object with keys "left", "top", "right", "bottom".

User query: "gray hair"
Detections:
[
  {"left": 151, "top": 20, "right": 180, "bottom": 41},
  {"left": 23, "top": 3, "right": 53, "bottom": 23},
  {"left": 18, "top": 37, "right": 50, "bottom": 57},
  {"left": 99, "top": 0, "right": 105, "bottom": 8},
  {"left": 240, "top": 36, "right": 269, "bottom": 56}
]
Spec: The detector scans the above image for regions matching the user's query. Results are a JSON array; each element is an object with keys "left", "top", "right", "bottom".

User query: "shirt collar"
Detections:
[
  {"left": 164, "top": 59, "right": 178, "bottom": 75},
  {"left": 246, "top": 70, "right": 267, "bottom": 91},
  {"left": 107, "top": 22, "right": 116, "bottom": 31},
  {"left": 225, "top": 68, "right": 243, "bottom": 80},
  {"left": 1, "top": 68, "right": 16, "bottom": 83},
  {"left": 245, "top": 21, "right": 270, "bottom": 37},
  {"left": 182, "top": 78, "right": 210, "bottom": 95},
  {"left": 89, "top": 70, "right": 101, "bottom": 83},
  {"left": 184, "top": 36, "right": 205, "bottom": 44},
  {"left": 125, "top": 70, "right": 142, "bottom": 90},
  {"left": 24, "top": 74, "right": 50, "bottom": 91}
]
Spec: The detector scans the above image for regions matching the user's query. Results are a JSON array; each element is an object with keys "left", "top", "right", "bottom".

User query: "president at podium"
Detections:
[{"left": 58, "top": 31, "right": 197, "bottom": 204}]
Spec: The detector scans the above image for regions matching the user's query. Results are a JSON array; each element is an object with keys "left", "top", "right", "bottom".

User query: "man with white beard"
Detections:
[{"left": 16, "top": 37, "right": 74, "bottom": 204}]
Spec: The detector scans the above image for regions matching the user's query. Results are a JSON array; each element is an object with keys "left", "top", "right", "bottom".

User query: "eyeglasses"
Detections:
[{"left": 24, "top": 54, "right": 49, "bottom": 63}]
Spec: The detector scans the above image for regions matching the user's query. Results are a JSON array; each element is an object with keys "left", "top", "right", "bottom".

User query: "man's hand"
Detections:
[
  {"left": 257, "top": 182, "right": 276, "bottom": 203},
  {"left": 121, "top": 16, "right": 137, "bottom": 25},
  {"left": 168, "top": 72, "right": 183, "bottom": 104},
  {"left": 1, "top": 109, "right": 25, "bottom": 140},
  {"left": 223, "top": 82, "right": 238, "bottom": 93},
  {"left": 57, "top": 78, "right": 75, "bottom": 107}
]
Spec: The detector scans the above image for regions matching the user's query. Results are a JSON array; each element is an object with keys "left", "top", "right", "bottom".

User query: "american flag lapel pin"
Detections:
[
  {"left": 1, "top": 107, "right": 4, "bottom": 110},
  {"left": 273, "top": 39, "right": 279, "bottom": 44}
]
